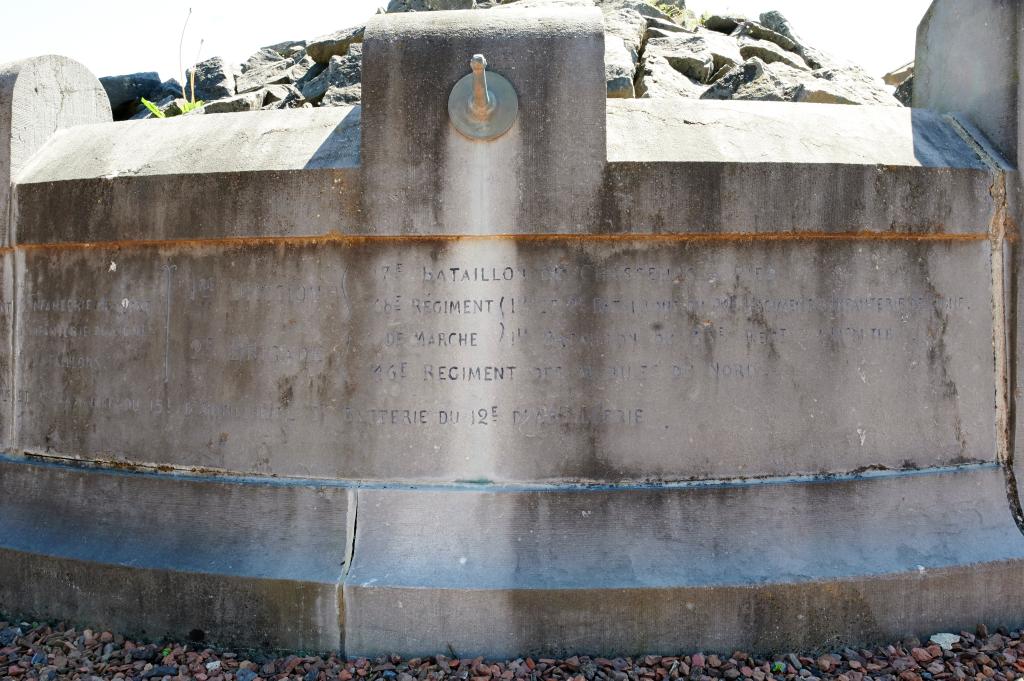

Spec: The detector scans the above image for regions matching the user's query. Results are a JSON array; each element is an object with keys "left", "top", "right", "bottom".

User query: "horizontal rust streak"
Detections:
[{"left": 13, "top": 231, "right": 989, "bottom": 252}]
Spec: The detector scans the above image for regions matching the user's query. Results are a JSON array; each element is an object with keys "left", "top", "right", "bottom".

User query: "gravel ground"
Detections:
[{"left": 1, "top": 619, "right": 1022, "bottom": 681}]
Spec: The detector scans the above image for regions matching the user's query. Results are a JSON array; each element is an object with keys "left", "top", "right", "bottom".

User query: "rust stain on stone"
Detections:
[{"left": 13, "top": 230, "right": 988, "bottom": 253}]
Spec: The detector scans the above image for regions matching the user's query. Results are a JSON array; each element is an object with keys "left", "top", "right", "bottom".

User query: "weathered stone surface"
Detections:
[
  {"left": 198, "top": 90, "right": 265, "bottom": 114},
  {"left": 894, "top": 74, "right": 913, "bottom": 106},
  {"left": 287, "top": 53, "right": 317, "bottom": 83},
  {"left": 704, "top": 58, "right": 898, "bottom": 106},
  {"left": 15, "top": 107, "right": 361, "bottom": 241},
  {"left": 737, "top": 36, "right": 807, "bottom": 70},
  {"left": 305, "top": 25, "right": 365, "bottom": 65},
  {"left": 645, "top": 16, "right": 687, "bottom": 34},
  {"left": 322, "top": 83, "right": 362, "bottom": 106},
  {"left": 702, "top": 58, "right": 797, "bottom": 102},
  {"left": 703, "top": 13, "right": 744, "bottom": 34},
  {"left": 360, "top": 7, "right": 607, "bottom": 232},
  {"left": 731, "top": 20, "right": 798, "bottom": 52},
  {"left": 758, "top": 10, "right": 798, "bottom": 42},
  {"left": 649, "top": 34, "right": 715, "bottom": 83},
  {"left": 261, "top": 38, "right": 307, "bottom": 58},
  {"left": 242, "top": 47, "right": 287, "bottom": 72},
  {"left": 261, "top": 83, "right": 304, "bottom": 108},
  {"left": 425, "top": 0, "right": 475, "bottom": 8},
  {"left": 602, "top": 7, "right": 646, "bottom": 59},
  {"left": 0, "top": 457, "right": 348, "bottom": 650},
  {"left": 346, "top": 466, "right": 1024, "bottom": 656},
  {"left": 604, "top": 99, "right": 996, "bottom": 232},
  {"left": 300, "top": 52, "right": 361, "bottom": 103},
  {"left": 12, "top": 236, "right": 996, "bottom": 482},
  {"left": 636, "top": 38, "right": 707, "bottom": 97},
  {"left": 810, "top": 65, "right": 901, "bottom": 105},
  {"left": 0, "top": 55, "right": 110, "bottom": 244},
  {"left": 884, "top": 60, "right": 914, "bottom": 86},
  {"left": 604, "top": 34, "right": 636, "bottom": 97},
  {"left": 914, "top": 0, "right": 1018, "bottom": 163},
  {"left": 4, "top": 6, "right": 1023, "bottom": 658},
  {"left": 235, "top": 57, "right": 295, "bottom": 94},
  {"left": 185, "top": 56, "right": 237, "bottom": 101},
  {"left": 98, "top": 71, "right": 162, "bottom": 116},
  {"left": 602, "top": 0, "right": 671, "bottom": 22}
]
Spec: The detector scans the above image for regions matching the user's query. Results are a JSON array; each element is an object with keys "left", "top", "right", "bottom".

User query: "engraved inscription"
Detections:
[{"left": 14, "top": 240, "right": 995, "bottom": 481}]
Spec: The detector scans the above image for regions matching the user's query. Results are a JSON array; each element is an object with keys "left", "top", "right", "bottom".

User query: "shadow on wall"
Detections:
[
  {"left": 909, "top": 107, "right": 1005, "bottom": 170},
  {"left": 305, "top": 105, "right": 362, "bottom": 169}
]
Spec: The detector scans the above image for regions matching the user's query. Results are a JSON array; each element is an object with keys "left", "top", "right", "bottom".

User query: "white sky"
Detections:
[{"left": 0, "top": 0, "right": 927, "bottom": 82}]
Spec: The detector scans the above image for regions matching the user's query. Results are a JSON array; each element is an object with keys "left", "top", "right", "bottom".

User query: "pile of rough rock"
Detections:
[{"left": 100, "top": 0, "right": 900, "bottom": 121}]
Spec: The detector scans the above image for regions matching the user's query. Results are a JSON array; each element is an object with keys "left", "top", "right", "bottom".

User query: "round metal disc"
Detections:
[{"left": 447, "top": 71, "right": 519, "bottom": 141}]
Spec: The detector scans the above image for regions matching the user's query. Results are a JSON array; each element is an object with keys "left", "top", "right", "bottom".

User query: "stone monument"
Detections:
[{"left": 1, "top": 1, "right": 1023, "bottom": 656}]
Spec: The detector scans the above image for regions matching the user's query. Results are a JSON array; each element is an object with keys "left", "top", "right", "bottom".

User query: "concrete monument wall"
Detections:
[{"left": 1, "top": 1, "right": 1023, "bottom": 656}]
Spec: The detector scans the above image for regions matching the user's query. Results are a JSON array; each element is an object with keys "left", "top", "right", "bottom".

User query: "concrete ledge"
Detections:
[
  {"left": 0, "top": 457, "right": 349, "bottom": 650},
  {"left": 608, "top": 100, "right": 990, "bottom": 168},
  {"left": 601, "top": 161, "right": 998, "bottom": 233},
  {"left": 0, "top": 548, "right": 343, "bottom": 652},
  {"left": 345, "top": 466, "right": 1024, "bottom": 656},
  {"left": 14, "top": 168, "right": 361, "bottom": 244}
]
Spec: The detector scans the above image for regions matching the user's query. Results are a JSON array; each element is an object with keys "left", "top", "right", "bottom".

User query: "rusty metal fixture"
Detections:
[{"left": 448, "top": 53, "right": 518, "bottom": 140}]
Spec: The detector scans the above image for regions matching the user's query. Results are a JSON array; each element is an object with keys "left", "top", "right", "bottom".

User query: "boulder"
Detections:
[
  {"left": 756, "top": 11, "right": 832, "bottom": 70},
  {"left": 261, "top": 40, "right": 307, "bottom": 58},
  {"left": 703, "top": 14, "right": 744, "bottom": 34},
  {"left": 894, "top": 74, "right": 913, "bottom": 106},
  {"left": 305, "top": 25, "right": 365, "bottom": 65},
  {"left": 235, "top": 58, "right": 296, "bottom": 93},
  {"left": 694, "top": 28, "right": 744, "bottom": 71},
  {"left": 262, "top": 83, "right": 304, "bottom": 107},
  {"left": 731, "top": 21, "right": 798, "bottom": 52},
  {"left": 636, "top": 40, "right": 707, "bottom": 98},
  {"left": 605, "top": 34, "right": 637, "bottom": 97},
  {"left": 646, "top": 30, "right": 743, "bottom": 84},
  {"left": 702, "top": 57, "right": 901, "bottom": 106},
  {"left": 288, "top": 54, "right": 317, "bottom": 84},
  {"left": 883, "top": 61, "right": 914, "bottom": 86},
  {"left": 322, "top": 83, "right": 362, "bottom": 106},
  {"left": 647, "top": 34, "right": 715, "bottom": 83},
  {"left": 242, "top": 48, "right": 286, "bottom": 72},
  {"left": 646, "top": 16, "right": 688, "bottom": 34},
  {"left": 605, "top": 0, "right": 672, "bottom": 21},
  {"left": 738, "top": 36, "right": 807, "bottom": 69},
  {"left": 811, "top": 65, "right": 900, "bottom": 105},
  {"left": 598, "top": 0, "right": 675, "bottom": 21},
  {"left": 152, "top": 78, "right": 184, "bottom": 101},
  {"left": 386, "top": 0, "right": 430, "bottom": 10},
  {"left": 185, "top": 56, "right": 237, "bottom": 101},
  {"left": 99, "top": 72, "right": 162, "bottom": 112},
  {"left": 300, "top": 51, "right": 362, "bottom": 103},
  {"left": 758, "top": 10, "right": 799, "bottom": 43},
  {"left": 701, "top": 58, "right": 795, "bottom": 102},
  {"left": 198, "top": 90, "right": 265, "bottom": 114},
  {"left": 425, "top": 0, "right": 476, "bottom": 7},
  {"left": 603, "top": 7, "right": 647, "bottom": 58}
]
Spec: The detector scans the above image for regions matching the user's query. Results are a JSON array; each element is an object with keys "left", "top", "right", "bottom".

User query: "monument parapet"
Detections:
[{"left": 1, "top": 2, "right": 1023, "bottom": 656}]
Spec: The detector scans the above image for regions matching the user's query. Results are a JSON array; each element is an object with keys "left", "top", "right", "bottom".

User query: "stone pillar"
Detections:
[
  {"left": 359, "top": 7, "right": 606, "bottom": 233},
  {"left": 0, "top": 55, "right": 111, "bottom": 243},
  {"left": 0, "top": 57, "right": 108, "bottom": 456},
  {"left": 913, "top": 0, "right": 1020, "bottom": 164},
  {"left": 915, "top": 0, "right": 1024, "bottom": 532}
]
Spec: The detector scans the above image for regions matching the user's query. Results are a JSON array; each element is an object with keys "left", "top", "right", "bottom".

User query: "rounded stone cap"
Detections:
[{"left": 1, "top": 55, "right": 111, "bottom": 240}]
